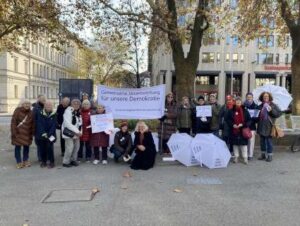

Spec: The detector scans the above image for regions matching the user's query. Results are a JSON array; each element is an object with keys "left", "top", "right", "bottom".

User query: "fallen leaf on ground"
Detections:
[
  {"left": 173, "top": 188, "right": 183, "bottom": 193},
  {"left": 92, "top": 188, "right": 100, "bottom": 194},
  {"left": 23, "top": 224, "right": 29, "bottom": 226},
  {"left": 122, "top": 171, "right": 132, "bottom": 178},
  {"left": 121, "top": 185, "right": 128, "bottom": 190}
]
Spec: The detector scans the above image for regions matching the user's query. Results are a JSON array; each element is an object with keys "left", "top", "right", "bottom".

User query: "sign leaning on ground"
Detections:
[{"left": 97, "top": 85, "right": 166, "bottom": 119}]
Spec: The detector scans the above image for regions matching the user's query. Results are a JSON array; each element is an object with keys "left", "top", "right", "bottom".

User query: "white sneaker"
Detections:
[
  {"left": 93, "top": 160, "right": 100, "bottom": 165},
  {"left": 102, "top": 160, "right": 108, "bottom": 165}
]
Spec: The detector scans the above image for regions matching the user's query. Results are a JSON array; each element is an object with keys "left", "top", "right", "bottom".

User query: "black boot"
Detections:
[
  {"left": 266, "top": 155, "right": 273, "bottom": 162},
  {"left": 258, "top": 153, "right": 266, "bottom": 160}
]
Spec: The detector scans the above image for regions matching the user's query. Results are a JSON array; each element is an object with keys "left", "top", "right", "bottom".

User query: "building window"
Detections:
[
  {"left": 14, "top": 85, "right": 18, "bottom": 98},
  {"left": 217, "top": 53, "right": 221, "bottom": 62},
  {"left": 226, "top": 53, "right": 230, "bottom": 63},
  {"left": 232, "top": 36, "right": 239, "bottom": 46},
  {"left": 25, "top": 86, "right": 28, "bottom": 98},
  {"left": 258, "top": 53, "right": 274, "bottom": 64},
  {"left": 32, "top": 85, "right": 36, "bottom": 98},
  {"left": 230, "top": 0, "right": 238, "bottom": 9},
  {"left": 276, "top": 54, "right": 279, "bottom": 65},
  {"left": 232, "top": 53, "right": 238, "bottom": 63},
  {"left": 24, "top": 61, "right": 28, "bottom": 74},
  {"left": 47, "top": 87, "right": 49, "bottom": 98},
  {"left": 40, "top": 65, "right": 43, "bottom": 77},
  {"left": 286, "top": 35, "right": 290, "bottom": 47},
  {"left": 258, "top": 36, "right": 274, "bottom": 47},
  {"left": 14, "top": 58, "right": 18, "bottom": 72},
  {"left": 240, "top": 54, "right": 244, "bottom": 63},
  {"left": 33, "top": 62, "right": 36, "bottom": 75},
  {"left": 285, "top": 54, "right": 289, "bottom": 64},
  {"left": 202, "top": 52, "right": 214, "bottom": 63}
]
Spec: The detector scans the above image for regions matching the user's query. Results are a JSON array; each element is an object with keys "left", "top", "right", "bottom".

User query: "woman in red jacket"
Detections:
[{"left": 78, "top": 100, "right": 92, "bottom": 162}]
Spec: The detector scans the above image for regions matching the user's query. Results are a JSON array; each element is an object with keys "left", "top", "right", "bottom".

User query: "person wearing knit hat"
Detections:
[
  {"left": 110, "top": 120, "right": 133, "bottom": 163},
  {"left": 244, "top": 92, "right": 258, "bottom": 161}
]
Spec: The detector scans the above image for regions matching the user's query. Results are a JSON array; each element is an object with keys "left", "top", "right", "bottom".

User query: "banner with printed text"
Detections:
[{"left": 97, "top": 85, "right": 166, "bottom": 119}]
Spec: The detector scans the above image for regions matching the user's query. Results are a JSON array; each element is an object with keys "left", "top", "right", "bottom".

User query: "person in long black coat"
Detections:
[
  {"left": 56, "top": 97, "right": 70, "bottom": 156},
  {"left": 225, "top": 97, "right": 251, "bottom": 164},
  {"left": 130, "top": 121, "right": 156, "bottom": 170}
]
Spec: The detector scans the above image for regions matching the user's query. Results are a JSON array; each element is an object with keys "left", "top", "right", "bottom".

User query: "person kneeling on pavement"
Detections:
[
  {"left": 110, "top": 121, "right": 133, "bottom": 163},
  {"left": 36, "top": 100, "right": 57, "bottom": 168},
  {"left": 62, "top": 99, "right": 82, "bottom": 167}
]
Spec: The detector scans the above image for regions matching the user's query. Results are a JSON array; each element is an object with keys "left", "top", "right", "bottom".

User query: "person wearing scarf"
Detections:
[
  {"left": 219, "top": 95, "right": 235, "bottom": 155},
  {"left": 257, "top": 92, "right": 281, "bottom": 162},
  {"left": 225, "top": 97, "right": 251, "bottom": 164},
  {"left": 131, "top": 121, "right": 156, "bottom": 170},
  {"left": 244, "top": 93, "right": 258, "bottom": 161}
]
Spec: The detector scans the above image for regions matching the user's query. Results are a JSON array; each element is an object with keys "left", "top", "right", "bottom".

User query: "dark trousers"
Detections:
[
  {"left": 39, "top": 139, "right": 55, "bottom": 164},
  {"left": 60, "top": 130, "right": 65, "bottom": 156},
  {"left": 110, "top": 145, "right": 133, "bottom": 160},
  {"left": 35, "top": 138, "right": 42, "bottom": 161},
  {"left": 178, "top": 128, "right": 191, "bottom": 134},
  {"left": 94, "top": 147, "right": 108, "bottom": 160},
  {"left": 159, "top": 138, "right": 169, "bottom": 153},
  {"left": 15, "top": 145, "right": 29, "bottom": 164},
  {"left": 78, "top": 141, "right": 92, "bottom": 159},
  {"left": 222, "top": 136, "right": 233, "bottom": 154},
  {"left": 260, "top": 136, "right": 273, "bottom": 155}
]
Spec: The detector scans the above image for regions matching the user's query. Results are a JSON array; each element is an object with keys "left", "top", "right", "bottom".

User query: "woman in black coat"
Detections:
[
  {"left": 130, "top": 121, "right": 156, "bottom": 170},
  {"left": 226, "top": 97, "right": 251, "bottom": 164}
]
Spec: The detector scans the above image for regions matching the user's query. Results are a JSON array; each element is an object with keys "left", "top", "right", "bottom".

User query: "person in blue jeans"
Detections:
[
  {"left": 110, "top": 121, "right": 133, "bottom": 163},
  {"left": 257, "top": 92, "right": 281, "bottom": 162},
  {"left": 11, "top": 100, "right": 35, "bottom": 169}
]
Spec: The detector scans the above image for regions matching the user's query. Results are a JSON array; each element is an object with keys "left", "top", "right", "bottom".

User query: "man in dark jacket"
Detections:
[
  {"left": 36, "top": 101, "right": 57, "bottom": 168},
  {"left": 56, "top": 97, "right": 70, "bottom": 156},
  {"left": 32, "top": 94, "right": 46, "bottom": 162},
  {"left": 209, "top": 94, "right": 221, "bottom": 137}
]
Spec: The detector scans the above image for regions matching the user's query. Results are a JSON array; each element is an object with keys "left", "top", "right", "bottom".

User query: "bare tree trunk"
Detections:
[{"left": 291, "top": 27, "right": 300, "bottom": 114}]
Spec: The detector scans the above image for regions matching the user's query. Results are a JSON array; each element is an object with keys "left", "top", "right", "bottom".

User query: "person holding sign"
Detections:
[
  {"left": 195, "top": 96, "right": 212, "bottom": 133},
  {"left": 131, "top": 121, "right": 156, "bottom": 170},
  {"left": 225, "top": 97, "right": 251, "bottom": 164},
  {"left": 244, "top": 93, "right": 258, "bottom": 161},
  {"left": 177, "top": 96, "right": 193, "bottom": 134},
  {"left": 110, "top": 121, "right": 133, "bottom": 163},
  {"left": 90, "top": 104, "right": 110, "bottom": 165},
  {"left": 36, "top": 101, "right": 57, "bottom": 168},
  {"left": 257, "top": 92, "right": 281, "bottom": 162}
]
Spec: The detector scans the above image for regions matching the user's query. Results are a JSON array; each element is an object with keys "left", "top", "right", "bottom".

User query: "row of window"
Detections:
[
  {"left": 202, "top": 34, "right": 291, "bottom": 48},
  {"left": 23, "top": 86, "right": 59, "bottom": 99},
  {"left": 202, "top": 52, "right": 244, "bottom": 63},
  {"left": 23, "top": 39, "right": 74, "bottom": 66},
  {"left": 32, "top": 62, "right": 68, "bottom": 80},
  {"left": 201, "top": 52, "right": 292, "bottom": 65},
  {"left": 12, "top": 58, "right": 68, "bottom": 80}
]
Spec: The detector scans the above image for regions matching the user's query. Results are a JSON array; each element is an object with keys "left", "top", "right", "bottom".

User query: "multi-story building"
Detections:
[
  {"left": 0, "top": 37, "right": 79, "bottom": 113},
  {"left": 150, "top": 2, "right": 292, "bottom": 105}
]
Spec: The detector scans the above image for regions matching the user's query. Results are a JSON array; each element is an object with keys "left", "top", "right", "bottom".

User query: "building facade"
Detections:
[
  {"left": 150, "top": 2, "right": 292, "bottom": 105},
  {"left": 0, "top": 37, "right": 79, "bottom": 113}
]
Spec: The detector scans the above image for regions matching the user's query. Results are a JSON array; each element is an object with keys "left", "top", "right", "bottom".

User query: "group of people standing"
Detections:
[
  {"left": 158, "top": 91, "right": 281, "bottom": 164},
  {"left": 10, "top": 94, "right": 156, "bottom": 170},
  {"left": 10, "top": 90, "right": 281, "bottom": 171}
]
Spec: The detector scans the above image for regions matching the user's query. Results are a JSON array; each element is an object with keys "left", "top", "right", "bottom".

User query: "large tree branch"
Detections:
[
  {"left": 279, "top": 0, "right": 296, "bottom": 29},
  {"left": 0, "top": 24, "right": 20, "bottom": 39},
  {"left": 166, "top": 0, "right": 184, "bottom": 61},
  {"left": 187, "top": 0, "right": 209, "bottom": 66}
]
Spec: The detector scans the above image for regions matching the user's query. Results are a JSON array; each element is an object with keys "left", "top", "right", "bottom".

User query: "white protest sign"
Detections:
[
  {"left": 97, "top": 85, "right": 166, "bottom": 119},
  {"left": 248, "top": 109, "right": 260, "bottom": 118},
  {"left": 196, "top": 105, "right": 212, "bottom": 117},
  {"left": 90, "top": 113, "right": 114, "bottom": 133}
]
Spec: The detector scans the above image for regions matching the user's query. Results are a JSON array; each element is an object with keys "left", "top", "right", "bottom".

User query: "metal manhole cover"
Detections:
[
  {"left": 186, "top": 177, "right": 222, "bottom": 185},
  {"left": 41, "top": 189, "right": 97, "bottom": 203}
]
